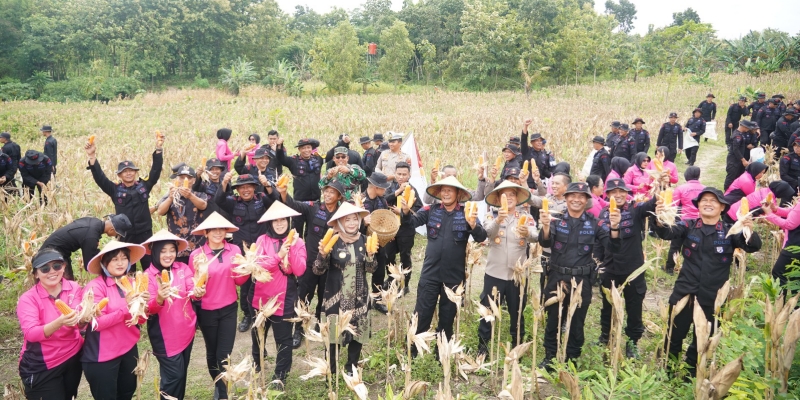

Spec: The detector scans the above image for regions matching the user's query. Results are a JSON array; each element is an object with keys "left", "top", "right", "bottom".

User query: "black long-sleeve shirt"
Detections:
[
  {"left": 755, "top": 107, "right": 780, "bottom": 132},
  {"left": 19, "top": 156, "right": 53, "bottom": 187},
  {"left": 727, "top": 129, "right": 748, "bottom": 163},
  {"left": 2, "top": 141, "right": 21, "bottom": 165},
  {"left": 611, "top": 134, "right": 637, "bottom": 161},
  {"left": 44, "top": 136, "right": 57, "bottom": 169},
  {"left": 89, "top": 151, "right": 162, "bottom": 236},
  {"left": 780, "top": 153, "right": 800, "bottom": 190},
  {"left": 697, "top": 101, "right": 716, "bottom": 122},
  {"left": 725, "top": 103, "right": 749, "bottom": 128},
  {"left": 773, "top": 117, "right": 795, "bottom": 148},
  {"left": 385, "top": 182, "right": 423, "bottom": 237},
  {"left": 686, "top": 117, "right": 706, "bottom": 138},
  {"left": 0, "top": 152, "right": 15, "bottom": 184},
  {"left": 520, "top": 131, "right": 555, "bottom": 187},
  {"left": 277, "top": 150, "right": 324, "bottom": 202},
  {"left": 747, "top": 100, "right": 766, "bottom": 120},
  {"left": 589, "top": 148, "right": 611, "bottom": 180},
  {"left": 41, "top": 217, "right": 105, "bottom": 271},
  {"left": 214, "top": 188, "right": 276, "bottom": 248},
  {"left": 657, "top": 122, "right": 683, "bottom": 150},
  {"left": 283, "top": 195, "right": 339, "bottom": 264},
  {"left": 651, "top": 217, "right": 761, "bottom": 307},
  {"left": 595, "top": 198, "right": 656, "bottom": 275}
]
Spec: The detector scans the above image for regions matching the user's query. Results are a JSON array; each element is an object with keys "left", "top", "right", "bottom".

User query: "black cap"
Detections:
[
  {"left": 295, "top": 138, "right": 320, "bottom": 149},
  {"left": 619, "top": 123, "right": 629, "bottom": 131},
  {"left": 611, "top": 121, "right": 621, "bottom": 128},
  {"left": 691, "top": 187, "right": 730, "bottom": 212},
  {"left": 706, "top": 93, "right": 715, "bottom": 98},
  {"left": 373, "top": 133, "right": 384, "bottom": 142},
  {"left": 604, "top": 178, "right": 631, "bottom": 193},
  {"left": 379, "top": 142, "right": 389, "bottom": 151},
  {"left": 669, "top": 112, "right": 678, "bottom": 118},
  {"left": 564, "top": 182, "right": 591, "bottom": 198},
  {"left": 592, "top": 136, "right": 605, "bottom": 145},
  {"left": 206, "top": 158, "right": 225, "bottom": 169},
  {"left": 502, "top": 144, "right": 521, "bottom": 155},
  {"left": 773, "top": 94, "right": 785, "bottom": 99},
  {"left": 115, "top": 160, "right": 140, "bottom": 174},
  {"left": 632, "top": 118, "right": 645, "bottom": 124},
  {"left": 253, "top": 147, "right": 273, "bottom": 159},
  {"left": 693, "top": 107, "right": 703, "bottom": 114},
  {"left": 359, "top": 136, "right": 371, "bottom": 145},
  {"left": 529, "top": 133, "right": 545, "bottom": 141},
  {"left": 784, "top": 110, "right": 798, "bottom": 118},
  {"left": 793, "top": 136, "right": 800, "bottom": 146},
  {"left": 0, "top": 132, "right": 9, "bottom": 139},
  {"left": 232, "top": 174, "right": 258, "bottom": 188},
  {"left": 508, "top": 136, "right": 521, "bottom": 145},
  {"left": 768, "top": 98, "right": 778, "bottom": 104},
  {"left": 23, "top": 150, "right": 45, "bottom": 165},
  {"left": 739, "top": 120, "right": 759, "bottom": 130},
  {"left": 32, "top": 248, "right": 65, "bottom": 269},
  {"left": 176, "top": 164, "right": 195, "bottom": 176},
  {"left": 367, "top": 172, "right": 391, "bottom": 189},
  {"left": 501, "top": 167, "right": 521, "bottom": 180},
  {"left": 738, "top": 96, "right": 747, "bottom": 102},
  {"left": 40, "top": 125, "right": 52, "bottom": 132},
  {"left": 109, "top": 214, "right": 132, "bottom": 238},
  {"left": 322, "top": 180, "right": 346, "bottom": 198},
  {"left": 757, "top": 92, "right": 766, "bottom": 98}
]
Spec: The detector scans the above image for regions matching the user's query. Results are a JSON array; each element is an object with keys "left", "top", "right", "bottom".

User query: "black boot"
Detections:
[
  {"left": 597, "top": 334, "right": 609, "bottom": 346},
  {"left": 292, "top": 326, "right": 303, "bottom": 349},
  {"left": 477, "top": 339, "right": 489, "bottom": 357},
  {"left": 537, "top": 354, "right": 556, "bottom": 373},
  {"left": 373, "top": 302, "right": 388, "bottom": 315},
  {"left": 626, "top": 341, "right": 639, "bottom": 359},
  {"left": 237, "top": 315, "right": 251, "bottom": 332}
]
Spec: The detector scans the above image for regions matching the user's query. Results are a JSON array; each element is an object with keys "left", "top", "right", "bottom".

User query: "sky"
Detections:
[{"left": 275, "top": 0, "right": 799, "bottom": 40}]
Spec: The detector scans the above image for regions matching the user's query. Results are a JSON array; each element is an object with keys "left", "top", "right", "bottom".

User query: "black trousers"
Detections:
[
  {"left": 251, "top": 314, "right": 294, "bottom": 380},
  {"left": 724, "top": 157, "right": 745, "bottom": 191},
  {"left": 329, "top": 340, "right": 363, "bottom": 375},
  {"left": 760, "top": 130, "right": 774, "bottom": 146},
  {"left": 198, "top": 302, "right": 237, "bottom": 399},
  {"left": 370, "top": 246, "right": 389, "bottom": 294},
  {"left": 664, "top": 297, "right": 714, "bottom": 376},
  {"left": 542, "top": 276, "right": 592, "bottom": 359},
  {"left": 298, "top": 265, "right": 327, "bottom": 321},
  {"left": 414, "top": 280, "right": 459, "bottom": 343},
  {"left": 664, "top": 237, "right": 683, "bottom": 271},
  {"left": 384, "top": 235, "right": 415, "bottom": 289},
  {"left": 155, "top": 340, "right": 193, "bottom": 400},
  {"left": 83, "top": 345, "right": 138, "bottom": 400},
  {"left": 477, "top": 275, "right": 526, "bottom": 348},
  {"left": 599, "top": 272, "right": 646, "bottom": 343},
  {"left": 664, "top": 146, "right": 677, "bottom": 163},
  {"left": 725, "top": 126, "right": 733, "bottom": 145},
  {"left": 773, "top": 253, "right": 799, "bottom": 295},
  {"left": 122, "top": 230, "right": 153, "bottom": 271},
  {"left": 23, "top": 184, "right": 47, "bottom": 205},
  {"left": 21, "top": 351, "right": 82, "bottom": 400},
  {"left": 685, "top": 146, "right": 699, "bottom": 165},
  {"left": 239, "top": 278, "right": 254, "bottom": 320}
]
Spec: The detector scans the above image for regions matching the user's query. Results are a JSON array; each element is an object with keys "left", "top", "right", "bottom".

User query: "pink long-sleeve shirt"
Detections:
[
  {"left": 673, "top": 180, "right": 705, "bottom": 220},
  {"left": 216, "top": 139, "right": 237, "bottom": 171},
  {"left": 82, "top": 275, "right": 142, "bottom": 363},
  {"left": 765, "top": 203, "right": 799, "bottom": 248},
  {"left": 252, "top": 234, "right": 307, "bottom": 316},
  {"left": 587, "top": 194, "right": 608, "bottom": 217},
  {"left": 17, "top": 279, "right": 84, "bottom": 375},
  {"left": 188, "top": 243, "right": 247, "bottom": 311},
  {"left": 623, "top": 166, "right": 653, "bottom": 196},
  {"left": 145, "top": 262, "right": 196, "bottom": 357},
  {"left": 728, "top": 188, "right": 771, "bottom": 221},
  {"left": 647, "top": 160, "right": 679, "bottom": 184},
  {"left": 725, "top": 172, "right": 756, "bottom": 197}
]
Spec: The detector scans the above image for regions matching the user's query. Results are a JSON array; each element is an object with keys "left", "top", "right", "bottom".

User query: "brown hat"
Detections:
[
  {"left": 86, "top": 240, "right": 146, "bottom": 275},
  {"left": 141, "top": 229, "right": 189, "bottom": 255},
  {"left": 192, "top": 212, "right": 239, "bottom": 235}
]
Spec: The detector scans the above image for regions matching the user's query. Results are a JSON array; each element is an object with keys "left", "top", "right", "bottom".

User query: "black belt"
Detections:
[{"left": 551, "top": 264, "right": 592, "bottom": 276}]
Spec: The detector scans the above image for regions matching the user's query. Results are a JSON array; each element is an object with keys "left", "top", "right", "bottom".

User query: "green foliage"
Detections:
[
  {"left": 26, "top": 70, "right": 52, "bottom": 95},
  {"left": 220, "top": 58, "right": 258, "bottom": 96},
  {"left": 0, "top": 81, "right": 33, "bottom": 100},
  {"left": 604, "top": 0, "right": 636, "bottom": 33},
  {"left": 309, "top": 21, "right": 362, "bottom": 94},
  {"left": 378, "top": 20, "right": 415, "bottom": 87},
  {"left": 192, "top": 74, "right": 210, "bottom": 89},
  {"left": 263, "top": 60, "right": 303, "bottom": 96},
  {"left": 38, "top": 76, "right": 141, "bottom": 102},
  {"left": 671, "top": 8, "right": 701, "bottom": 26}
]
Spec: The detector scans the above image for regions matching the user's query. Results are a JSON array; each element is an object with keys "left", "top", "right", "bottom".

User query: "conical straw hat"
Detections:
[
  {"left": 87, "top": 240, "right": 146, "bottom": 275},
  {"left": 141, "top": 229, "right": 189, "bottom": 255},
  {"left": 258, "top": 201, "right": 301, "bottom": 223},
  {"left": 426, "top": 176, "right": 472, "bottom": 202},
  {"left": 485, "top": 180, "right": 531, "bottom": 207},
  {"left": 192, "top": 211, "right": 239, "bottom": 235},
  {"left": 327, "top": 202, "right": 369, "bottom": 226}
]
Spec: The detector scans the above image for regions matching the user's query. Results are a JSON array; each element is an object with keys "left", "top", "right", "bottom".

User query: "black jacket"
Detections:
[
  {"left": 2, "top": 141, "right": 21, "bottom": 165},
  {"left": 277, "top": 150, "right": 324, "bottom": 202},
  {"left": 385, "top": 182, "right": 423, "bottom": 236},
  {"left": 19, "top": 156, "right": 53, "bottom": 187},
  {"left": 755, "top": 107, "right": 780, "bottom": 132},
  {"left": 686, "top": 117, "right": 706, "bottom": 138},
  {"left": 780, "top": 152, "right": 800, "bottom": 190},
  {"left": 402, "top": 203, "right": 487, "bottom": 284},
  {"left": 0, "top": 152, "right": 15, "bottom": 185},
  {"left": 773, "top": 117, "right": 795, "bottom": 148},
  {"left": 520, "top": 131, "right": 555, "bottom": 187},
  {"left": 725, "top": 103, "right": 749, "bottom": 128},
  {"left": 44, "top": 136, "right": 57, "bottom": 169},
  {"left": 657, "top": 122, "right": 683, "bottom": 150},
  {"left": 697, "top": 101, "right": 716, "bottom": 121},
  {"left": 590, "top": 148, "right": 611, "bottom": 180},
  {"left": 41, "top": 217, "right": 105, "bottom": 271},
  {"left": 747, "top": 101, "right": 766, "bottom": 120},
  {"left": 214, "top": 188, "right": 277, "bottom": 248},
  {"left": 727, "top": 129, "right": 748, "bottom": 164},
  {"left": 610, "top": 134, "right": 637, "bottom": 161},
  {"left": 284, "top": 195, "right": 339, "bottom": 264},
  {"left": 89, "top": 151, "right": 162, "bottom": 236},
  {"left": 595, "top": 198, "right": 656, "bottom": 275},
  {"left": 651, "top": 218, "right": 761, "bottom": 307},
  {"left": 630, "top": 129, "right": 650, "bottom": 154}
]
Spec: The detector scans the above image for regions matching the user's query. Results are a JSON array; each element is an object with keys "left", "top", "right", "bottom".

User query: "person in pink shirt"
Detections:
[
  {"left": 215, "top": 128, "right": 239, "bottom": 171},
  {"left": 245, "top": 133, "right": 261, "bottom": 165},
  {"left": 624, "top": 152, "right": 653, "bottom": 196},
  {"left": 189, "top": 212, "right": 246, "bottom": 400},
  {"left": 604, "top": 157, "right": 630, "bottom": 194},
  {"left": 251, "top": 201, "right": 307, "bottom": 387},
  {"left": 762, "top": 183, "right": 800, "bottom": 290},
  {"left": 143, "top": 230, "right": 205, "bottom": 400},
  {"left": 664, "top": 166, "right": 704, "bottom": 274},
  {"left": 728, "top": 181, "right": 794, "bottom": 222},
  {"left": 724, "top": 162, "right": 767, "bottom": 204},
  {"left": 17, "top": 249, "right": 83, "bottom": 399},
  {"left": 648, "top": 147, "right": 679, "bottom": 185},
  {"left": 585, "top": 175, "right": 607, "bottom": 217},
  {"left": 82, "top": 240, "right": 147, "bottom": 400}
]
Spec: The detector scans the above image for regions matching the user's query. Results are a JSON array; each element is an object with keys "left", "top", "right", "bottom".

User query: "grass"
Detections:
[{"left": 0, "top": 71, "right": 799, "bottom": 398}]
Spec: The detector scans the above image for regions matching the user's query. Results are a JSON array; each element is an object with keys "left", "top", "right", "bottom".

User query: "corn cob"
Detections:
[
  {"left": 173, "top": 178, "right": 180, "bottom": 187},
  {"left": 88, "top": 135, "right": 96, "bottom": 145},
  {"left": 766, "top": 193, "right": 774, "bottom": 204},
  {"left": 24, "top": 242, "right": 30, "bottom": 253},
  {"left": 161, "top": 270, "right": 170, "bottom": 284},
  {"left": 323, "top": 234, "right": 339, "bottom": 254},
  {"left": 277, "top": 175, "right": 290, "bottom": 188},
  {"left": 183, "top": 179, "right": 190, "bottom": 189},
  {"left": 478, "top": 155, "right": 484, "bottom": 166},
  {"left": 530, "top": 160, "right": 539, "bottom": 173},
  {"left": 494, "top": 156, "right": 503, "bottom": 171},
  {"left": 195, "top": 272, "right": 208, "bottom": 287},
  {"left": 403, "top": 185, "right": 412, "bottom": 204},
  {"left": 286, "top": 229, "right": 296, "bottom": 244},
  {"left": 117, "top": 276, "right": 133, "bottom": 293},
  {"left": 542, "top": 198, "right": 549, "bottom": 213},
  {"left": 739, "top": 198, "right": 749, "bottom": 217},
  {"left": 200, "top": 158, "right": 206, "bottom": 167},
  {"left": 517, "top": 215, "right": 528, "bottom": 226},
  {"left": 654, "top": 158, "right": 664, "bottom": 171},
  {"left": 433, "top": 158, "right": 440, "bottom": 171},
  {"left": 663, "top": 188, "right": 673, "bottom": 205},
  {"left": 135, "top": 272, "right": 148, "bottom": 293},
  {"left": 408, "top": 189, "right": 416, "bottom": 207},
  {"left": 500, "top": 193, "right": 508, "bottom": 212},
  {"left": 155, "top": 131, "right": 164, "bottom": 140},
  {"left": 96, "top": 298, "right": 109, "bottom": 312},
  {"left": 30, "top": 232, "right": 37, "bottom": 241},
  {"left": 522, "top": 160, "right": 529, "bottom": 173},
  {"left": 609, "top": 197, "right": 617, "bottom": 211},
  {"left": 321, "top": 228, "right": 335, "bottom": 248},
  {"left": 55, "top": 299, "right": 73, "bottom": 315}
]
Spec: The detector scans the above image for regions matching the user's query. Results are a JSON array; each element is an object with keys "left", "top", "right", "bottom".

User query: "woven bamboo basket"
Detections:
[{"left": 367, "top": 209, "right": 400, "bottom": 246}]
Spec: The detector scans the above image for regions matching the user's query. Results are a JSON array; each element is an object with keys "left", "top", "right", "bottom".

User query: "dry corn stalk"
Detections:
[
  {"left": 405, "top": 312, "right": 436, "bottom": 393},
  {"left": 133, "top": 350, "right": 151, "bottom": 400},
  {"left": 443, "top": 283, "right": 464, "bottom": 338},
  {"left": 403, "top": 380, "right": 430, "bottom": 399},
  {"left": 232, "top": 243, "right": 273, "bottom": 283},
  {"left": 602, "top": 282, "right": 624, "bottom": 374},
  {"left": 434, "top": 331, "right": 464, "bottom": 400},
  {"left": 214, "top": 355, "right": 253, "bottom": 399},
  {"left": 342, "top": 365, "right": 368, "bottom": 400},
  {"left": 663, "top": 294, "right": 691, "bottom": 368},
  {"left": 558, "top": 369, "right": 581, "bottom": 400},
  {"left": 386, "top": 262, "right": 412, "bottom": 291},
  {"left": 559, "top": 279, "right": 583, "bottom": 364},
  {"left": 457, "top": 352, "right": 491, "bottom": 381},
  {"left": 299, "top": 357, "right": 331, "bottom": 381},
  {"left": 286, "top": 300, "right": 316, "bottom": 355}
]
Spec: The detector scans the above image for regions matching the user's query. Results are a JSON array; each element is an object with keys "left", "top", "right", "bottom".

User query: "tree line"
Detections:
[{"left": 0, "top": 0, "right": 799, "bottom": 100}]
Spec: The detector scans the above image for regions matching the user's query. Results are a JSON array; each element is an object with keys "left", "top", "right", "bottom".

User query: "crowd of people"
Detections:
[{"left": 7, "top": 92, "right": 800, "bottom": 399}]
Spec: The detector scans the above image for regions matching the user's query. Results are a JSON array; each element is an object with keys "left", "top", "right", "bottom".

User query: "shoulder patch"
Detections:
[{"left": 422, "top": 205, "right": 431, "bottom": 211}]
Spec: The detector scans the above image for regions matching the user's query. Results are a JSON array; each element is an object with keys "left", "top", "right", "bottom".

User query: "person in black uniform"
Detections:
[
  {"left": 277, "top": 138, "right": 324, "bottom": 237},
  {"left": 400, "top": 176, "right": 487, "bottom": 349},
  {"left": 85, "top": 135, "right": 163, "bottom": 270},
  {"left": 723, "top": 120, "right": 760, "bottom": 191},
  {"left": 630, "top": 118, "right": 650, "bottom": 154},
  {"left": 595, "top": 179, "right": 656, "bottom": 358},
  {"left": 360, "top": 171, "right": 391, "bottom": 314},
  {"left": 359, "top": 136, "right": 378, "bottom": 192},
  {"left": 773, "top": 110, "right": 798, "bottom": 155},
  {"left": 611, "top": 124, "right": 636, "bottom": 162},
  {"left": 40, "top": 214, "right": 132, "bottom": 280},
  {"left": 276, "top": 179, "right": 343, "bottom": 348},
  {"left": 0, "top": 132, "right": 21, "bottom": 166},
  {"left": 0, "top": 149, "right": 16, "bottom": 197},
  {"left": 589, "top": 136, "right": 611, "bottom": 181},
  {"left": 657, "top": 112, "right": 683, "bottom": 163},
  {"left": 606, "top": 121, "right": 622, "bottom": 146},
  {"left": 773, "top": 94, "right": 787, "bottom": 114},
  {"left": 780, "top": 137, "right": 800, "bottom": 193},
  {"left": 756, "top": 99, "right": 781, "bottom": 145},
  {"left": 215, "top": 173, "right": 279, "bottom": 332},
  {"left": 383, "top": 162, "right": 422, "bottom": 294},
  {"left": 521, "top": 119, "right": 556, "bottom": 189},
  {"left": 324, "top": 134, "right": 363, "bottom": 169},
  {"left": 19, "top": 150, "right": 53, "bottom": 204},
  {"left": 725, "top": 97, "right": 750, "bottom": 145},
  {"left": 748, "top": 92, "right": 767, "bottom": 120},
  {"left": 500, "top": 144, "right": 523, "bottom": 177},
  {"left": 537, "top": 182, "right": 621, "bottom": 371},
  {"left": 651, "top": 187, "right": 761, "bottom": 377},
  {"left": 264, "top": 130, "right": 285, "bottom": 178},
  {"left": 684, "top": 108, "right": 706, "bottom": 166},
  {"left": 234, "top": 147, "right": 277, "bottom": 189},
  {"left": 41, "top": 125, "right": 57, "bottom": 176},
  {"left": 193, "top": 158, "right": 233, "bottom": 220}
]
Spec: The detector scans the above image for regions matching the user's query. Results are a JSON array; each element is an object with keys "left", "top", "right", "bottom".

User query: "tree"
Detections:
[
  {"left": 415, "top": 39, "right": 437, "bottom": 83},
  {"left": 671, "top": 8, "right": 700, "bottom": 26},
  {"left": 378, "top": 20, "right": 414, "bottom": 87},
  {"left": 220, "top": 58, "right": 257, "bottom": 96},
  {"left": 604, "top": 0, "right": 636, "bottom": 33},
  {"left": 309, "top": 20, "right": 362, "bottom": 94}
]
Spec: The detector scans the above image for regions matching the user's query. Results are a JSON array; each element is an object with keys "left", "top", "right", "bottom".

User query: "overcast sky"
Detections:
[{"left": 275, "top": 0, "right": 798, "bottom": 40}]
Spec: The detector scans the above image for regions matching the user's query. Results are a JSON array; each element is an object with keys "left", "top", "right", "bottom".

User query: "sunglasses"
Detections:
[
  {"left": 39, "top": 263, "right": 65, "bottom": 274},
  {"left": 334, "top": 155, "right": 347, "bottom": 159}
]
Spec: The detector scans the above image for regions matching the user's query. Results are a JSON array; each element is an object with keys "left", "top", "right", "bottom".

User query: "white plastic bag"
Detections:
[
  {"left": 749, "top": 147, "right": 765, "bottom": 163},
  {"left": 683, "top": 129, "right": 699, "bottom": 150},
  {"left": 704, "top": 121, "right": 718, "bottom": 141}
]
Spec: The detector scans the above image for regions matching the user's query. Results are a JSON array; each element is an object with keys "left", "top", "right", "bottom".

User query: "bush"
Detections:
[
  {"left": 0, "top": 82, "right": 34, "bottom": 101},
  {"left": 39, "top": 76, "right": 142, "bottom": 102},
  {"left": 193, "top": 74, "right": 210, "bottom": 89}
]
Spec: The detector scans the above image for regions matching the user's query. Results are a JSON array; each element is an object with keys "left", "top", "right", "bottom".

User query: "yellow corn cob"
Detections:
[
  {"left": 200, "top": 158, "right": 206, "bottom": 167},
  {"left": 54, "top": 299, "right": 73, "bottom": 315},
  {"left": 478, "top": 155, "right": 484, "bottom": 166},
  {"left": 96, "top": 298, "right": 109, "bottom": 312},
  {"left": 530, "top": 160, "right": 539, "bottom": 173},
  {"left": 500, "top": 193, "right": 508, "bottom": 212},
  {"left": 517, "top": 215, "right": 528, "bottom": 226},
  {"left": 739, "top": 198, "right": 749, "bottom": 217},
  {"left": 654, "top": 158, "right": 664, "bottom": 171},
  {"left": 286, "top": 229, "right": 296, "bottom": 244},
  {"left": 609, "top": 197, "right": 617, "bottom": 211},
  {"left": 542, "top": 198, "right": 549, "bottom": 213},
  {"left": 24, "top": 242, "right": 30, "bottom": 253},
  {"left": 321, "top": 229, "right": 335, "bottom": 248},
  {"left": 433, "top": 158, "right": 440, "bottom": 171},
  {"left": 30, "top": 232, "right": 37, "bottom": 241},
  {"left": 195, "top": 272, "right": 208, "bottom": 287},
  {"left": 88, "top": 135, "right": 96, "bottom": 145},
  {"left": 408, "top": 190, "right": 416, "bottom": 207},
  {"left": 403, "top": 185, "right": 412, "bottom": 204},
  {"left": 522, "top": 160, "right": 529, "bottom": 173},
  {"left": 663, "top": 188, "right": 673, "bottom": 205},
  {"left": 494, "top": 156, "right": 503, "bottom": 171},
  {"left": 161, "top": 270, "right": 170, "bottom": 284},
  {"left": 766, "top": 193, "right": 773, "bottom": 204},
  {"left": 117, "top": 276, "right": 133, "bottom": 293},
  {"left": 173, "top": 178, "right": 180, "bottom": 187},
  {"left": 323, "top": 234, "right": 339, "bottom": 254},
  {"left": 183, "top": 179, "right": 190, "bottom": 189},
  {"left": 277, "top": 175, "right": 290, "bottom": 188},
  {"left": 136, "top": 272, "right": 149, "bottom": 293}
]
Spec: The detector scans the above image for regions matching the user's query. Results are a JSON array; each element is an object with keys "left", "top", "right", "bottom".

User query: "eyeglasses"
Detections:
[
  {"left": 335, "top": 155, "right": 347, "bottom": 159},
  {"left": 39, "top": 263, "right": 65, "bottom": 274}
]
